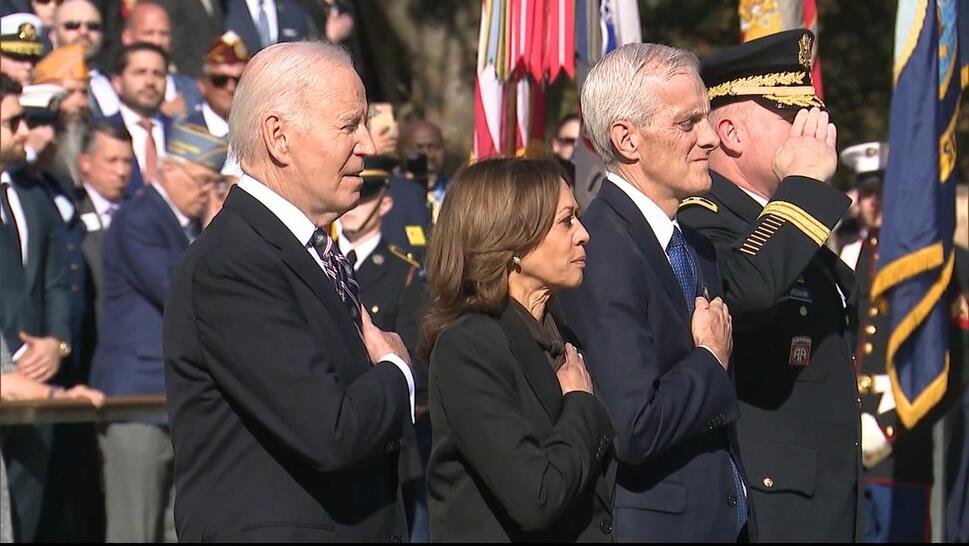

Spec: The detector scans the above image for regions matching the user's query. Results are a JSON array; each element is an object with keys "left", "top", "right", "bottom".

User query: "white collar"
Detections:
[
  {"left": 152, "top": 181, "right": 192, "bottom": 228},
  {"left": 338, "top": 232, "right": 381, "bottom": 270},
  {"left": 606, "top": 171, "right": 680, "bottom": 251},
  {"left": 202, "top": 102, "right": 228, "bottom": 137},
  {"left": 1, "top": 171, "right": 10, "bottom": 184},
  {"left": 82, "top": 182, "right": 120, "bottom": 217},
  {"left": 119, "top": 103, "right": 160, "bottom": 129},
  {"left": 739, "top": 186, "right": 769, "bottom": 208},
  {"left": 236, "top": 174, "right": 317, "bottom": 247}
]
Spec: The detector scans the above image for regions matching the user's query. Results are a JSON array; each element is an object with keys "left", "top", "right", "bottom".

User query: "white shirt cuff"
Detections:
[
  {"left": 381, "top": 353, "right": 415, "bottom": 423},
  {"left": 699, "top": 345, "right": 726, "bottom": 371}
]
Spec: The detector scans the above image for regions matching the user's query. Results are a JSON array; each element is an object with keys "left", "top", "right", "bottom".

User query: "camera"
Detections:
[{"left": 400, "top": 153, "right": 428, "bottom": 181}]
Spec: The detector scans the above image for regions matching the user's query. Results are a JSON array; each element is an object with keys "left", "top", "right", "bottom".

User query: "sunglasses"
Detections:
[
  {"left": 0, "top": 114, "right": 25, "bottom": 131},
  {"left": 208, "top": 74, "right": 241, "bottom": 88},
  {"left": 62, "top": 20, "right": 102, "bottom": 31},
  {"left": 556, "top": 136, "right": 577, "bottom": 146},
  {"left": 33, "top": 0, "right": 65, "bottom": 5}
]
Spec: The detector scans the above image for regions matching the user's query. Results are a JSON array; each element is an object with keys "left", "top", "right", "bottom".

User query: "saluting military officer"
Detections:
[{"left": 677, "top": 29, "right": 863, "bottom": 542}]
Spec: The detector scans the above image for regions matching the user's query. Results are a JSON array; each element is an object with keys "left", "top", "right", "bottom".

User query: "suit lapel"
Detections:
[
  {"left": 598, "top": 181, "right": 690, "bottom": 325},
  {"left": 223, "top": 188, "right": 365, "bottom": 351},
  {"left": 496, "top": 304, "right": 563, "bottom": 421}
]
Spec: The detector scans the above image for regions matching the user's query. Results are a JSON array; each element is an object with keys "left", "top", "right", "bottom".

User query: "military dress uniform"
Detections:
[
  {"left": 678, "top": 29, "right": 863, "bottom": 542},
  {"left": 355, "top": 239, "right": 424, "bottom": 363}
]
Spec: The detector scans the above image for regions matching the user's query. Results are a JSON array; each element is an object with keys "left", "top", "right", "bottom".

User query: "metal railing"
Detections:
[{"left": 0, "top": 396, "right": 167, "bottom": 426}]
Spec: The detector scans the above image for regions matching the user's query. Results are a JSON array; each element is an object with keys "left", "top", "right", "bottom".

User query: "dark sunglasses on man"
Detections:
[
  {"left": 208, "top": 74, "right": 241, "bottom": 88},
  {"left": 32, "top": 0, "right": 65, "bottom": 5},
  {"left": 0, "top": 113, "right": 26, "bottom": 131},
  {"left": 61, "top": 20, "right": 101, "bottom": 31}
]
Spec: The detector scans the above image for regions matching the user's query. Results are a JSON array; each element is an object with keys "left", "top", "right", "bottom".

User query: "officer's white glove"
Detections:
[{"left": 861, "top": 412, "right": 892, "bottom": 469}]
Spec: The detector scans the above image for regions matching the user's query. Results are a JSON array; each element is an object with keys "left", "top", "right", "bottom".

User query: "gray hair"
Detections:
[
  {"left": 580, "top": 43, "right": 701, "bottom": 165},
  {"left": 228, "top": 41, "right": 352, "bottom": 167}
]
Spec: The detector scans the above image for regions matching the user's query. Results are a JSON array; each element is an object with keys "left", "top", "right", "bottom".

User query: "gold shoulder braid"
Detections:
[
  {"left": 388, "top": 245, "right": 421, "bottom": 268},
  {"left": 679, "top": 196, "right": 719, "bottom": 213}
]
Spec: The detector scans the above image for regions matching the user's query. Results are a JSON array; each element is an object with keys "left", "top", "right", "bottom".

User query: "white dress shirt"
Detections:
[
  {"left": 237, "top": 174, "right": 415, "bottom": 421},
  {"left": 1, "top": 171, "right": 28, "bottom": 265},
  {"left": 337, "top": 232, "right": 381, "bottom": 272},
  {"left": 245, "top": 0, "right": 278, "bottom": 44},
  {"left": 82, "top": 182, "right": 120, "bottom": 230},
  {"left": 90, "top": 72, "right": 178, "bottom": 118},
  {"left": 606, "top": 171, "right": 725, "bottom": 369},
  {"left": 119, "top": 104, "right": 166, "bottom": 184}
]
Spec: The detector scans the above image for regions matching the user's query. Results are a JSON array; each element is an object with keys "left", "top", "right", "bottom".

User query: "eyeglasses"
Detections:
[
  {"left": 62, "top": 20, "right": 102, "bottom": 31},
  {"left": 0, "top": 114, "right": 25, "bottom": 131},
  {"left": 32, "top": 0, "right": 65, "bottom": 5},
  {"left": 556, "top": 136, "right": 577, "bottom": 146},
  {"left": 208, "top": 74, "right": 241, "bottom": 88}
]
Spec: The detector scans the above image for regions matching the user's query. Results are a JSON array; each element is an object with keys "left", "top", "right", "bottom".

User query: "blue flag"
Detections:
[{"left": 871, "top": 0, "right": 966, "bottom": 428}]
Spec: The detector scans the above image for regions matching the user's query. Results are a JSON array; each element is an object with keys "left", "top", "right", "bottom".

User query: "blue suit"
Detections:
[
  {"left": 90, "top": 186, "right": 189, "bottom": 401},
  {"left": 99, "top": 112, "right": 174, "bottom": 198},
  {"left": 223, "top": 0, "right": 309, "bottom": 57},
  {"left": 559, "top": 180, "right": 750, "bottom": 542}
]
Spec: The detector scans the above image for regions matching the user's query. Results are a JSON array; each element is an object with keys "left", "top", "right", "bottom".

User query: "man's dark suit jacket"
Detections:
[
  {"left": 163, "top": 184, "right": 411, "bottom": 541},
  {"left": 222, "top": 0, "right": 309, "bottom": 57},
  {"left": 426, "top": 302, "right": 615, "bottom": 542},
  {"left": 0, "top": 169, "right": 70, "bottom": 354},
  {"left": 157, "top": 0, "right": 225, "bottom": 78},
  {"left": 558, "top": 180, "right": 749, "bottom": 542},
  {"left": 89, "top": 185, "right": 187, "bottom": 399}
]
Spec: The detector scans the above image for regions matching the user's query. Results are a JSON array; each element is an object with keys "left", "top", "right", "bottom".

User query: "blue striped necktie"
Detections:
[
  {"left": 310, "top": 229, "right": 362, "bottom": 330},
  {"left": 667, "top": 226, "right": 698, "bottom": 312}
]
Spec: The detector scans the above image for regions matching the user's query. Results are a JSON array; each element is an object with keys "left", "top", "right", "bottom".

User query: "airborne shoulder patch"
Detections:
[{"left": 679, "top": 196, "right": 719, "bottom": 213}]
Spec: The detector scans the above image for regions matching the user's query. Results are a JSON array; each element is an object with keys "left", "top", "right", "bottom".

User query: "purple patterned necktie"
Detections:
[{"left": 310, "top": 229, "right": 362, "bottom": 329}]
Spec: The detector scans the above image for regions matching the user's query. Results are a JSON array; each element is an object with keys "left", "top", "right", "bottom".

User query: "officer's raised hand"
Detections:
[{"left": 772, "top": 106, "right": 838, "bottom": 183}]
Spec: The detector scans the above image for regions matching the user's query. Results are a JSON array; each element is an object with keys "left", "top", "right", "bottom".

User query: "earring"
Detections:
[{"left": 512, "top": 256, "right": 521, "bottom": 266}]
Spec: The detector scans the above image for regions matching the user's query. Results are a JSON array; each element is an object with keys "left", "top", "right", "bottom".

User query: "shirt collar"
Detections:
[
  {"left": 82, "top": 182, "right": 119, "bottom": 217},
  {"left": 606, "top": 172, "right": 680, "bottom": 251},
  {"left": 119, "top": 103, "right": 160, "bottom": 129},
  {"left": 739, "top": 186, "right": 769, "bottom": 208},
  {"left": 338, "top": 232, "right": 381, "bottom": 270},
  {"left": 1, "top": 171, "right": 11, "bottom": 184},
  {"left": 202, "top": 102, "right": 229, "bottom": 137},
  {"left": 152, "top": 181, "right": 192, "bottom": 228},
  {"left": 236, "top": 174, "right": 318, "bottom": 248}
]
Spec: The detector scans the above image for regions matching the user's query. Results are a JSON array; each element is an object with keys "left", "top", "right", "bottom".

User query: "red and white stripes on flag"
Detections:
[{"left": 473, "top": 0, "right": 574, "bottom": 160}]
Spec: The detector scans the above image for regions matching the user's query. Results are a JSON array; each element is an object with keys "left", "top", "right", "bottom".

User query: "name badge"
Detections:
[{"left": 789, "top": 336, "right": 812, "bottom": 367}]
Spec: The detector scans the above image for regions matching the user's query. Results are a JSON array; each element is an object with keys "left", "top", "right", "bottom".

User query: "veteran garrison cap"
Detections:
[
  {"left": 701, "top": 29, "right": 824, "bottom": 111},
  {"left": 204, "top": 31, "right": 250, "bottom": 65},
  {"left": 840, "top": 141, "right": 888, "bottom": 190},
  {"left": 166, "top": 122, "right": 229, "bottom": 172},
  {"left": 0, "top": 13, "right": 44, "bottom": 59},
  {"left": 360, "top": 155, "right": 397, "bottom": 199}
]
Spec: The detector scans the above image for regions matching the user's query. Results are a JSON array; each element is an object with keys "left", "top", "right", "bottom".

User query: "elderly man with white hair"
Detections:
[
  {"left": 163, "top": 41, "right": 415, "bottom": 542},
  {"left": 558, "top": 43, "right": 749, "bottom": 542}
]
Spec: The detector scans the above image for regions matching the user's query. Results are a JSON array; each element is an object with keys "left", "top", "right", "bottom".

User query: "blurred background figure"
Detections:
[
  {"left": 222, "top": 0, "right": 309, "bottom": 57},
  {"left": 838, "top": 142, "right": 886, "bottom": 270},
  {"left": 195, "top": 30, "right": 247, "bottom": 139},
  {"left": 550, "top": 112, "right": 580, "bottom": 162},
  {"left": 31, "top": 43, "right": 90, "bottom": 187},
  {"left": 89, "top": 121, "right": 223, "bottom": 543},
  {"left": 0, "top": 12, "right": 43, "bottom": 84},
  {"left": 48, "top": 1, "right": 102, "bottom": 82},
  {"left": 155, "top": 0, "right": 224, "bottom": 79}
]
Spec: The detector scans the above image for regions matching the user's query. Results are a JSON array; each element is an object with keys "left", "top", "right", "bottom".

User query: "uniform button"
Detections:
[
  {"left": 762, "top": 477, "right": 774, "bottom": 489},
  {"left": 873, "top": 252, "right": 880, "bottom": 261},
  {"left": 870, "top": 237, "right": 878, "bottom": 246},
  {"left": 70, "top": 263, "right": 79, "bottom": 271},
  {"left": 865, "top": 325, "right": 877, "bottom": 335},
  {"left": 864, "top": 342, "right": 874, "bottom": 355},
  {"left": 855, "top": 441, "right": 860, "bottom": 447},
  {"left": 727, "top": 495, "right": 738, "bottom": 507},
  {"left": 885, "top": 426, "right": 895, "bottom": 438},
  {"left": 71, "top": 284, "right": 80, "bottom": 293},
  {"left": 371, "top": 305, "right": 380, "bottom": 314},
  {"left": 799, "top": 306, "right": 808, "bottom": 316},
  {"left": 599, "top": 519, "right": 612, "bottom": 534},
  {"left": 869, "top": 307, "right": 879, "bottom": 318},
  {"left": 67, "top": 243, "right": 76, "bottom": 251}
]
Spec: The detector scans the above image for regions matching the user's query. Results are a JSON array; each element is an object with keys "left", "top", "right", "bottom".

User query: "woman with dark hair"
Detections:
[{"left": 421, "top": 158, "right": 615, "bottom": 542}]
